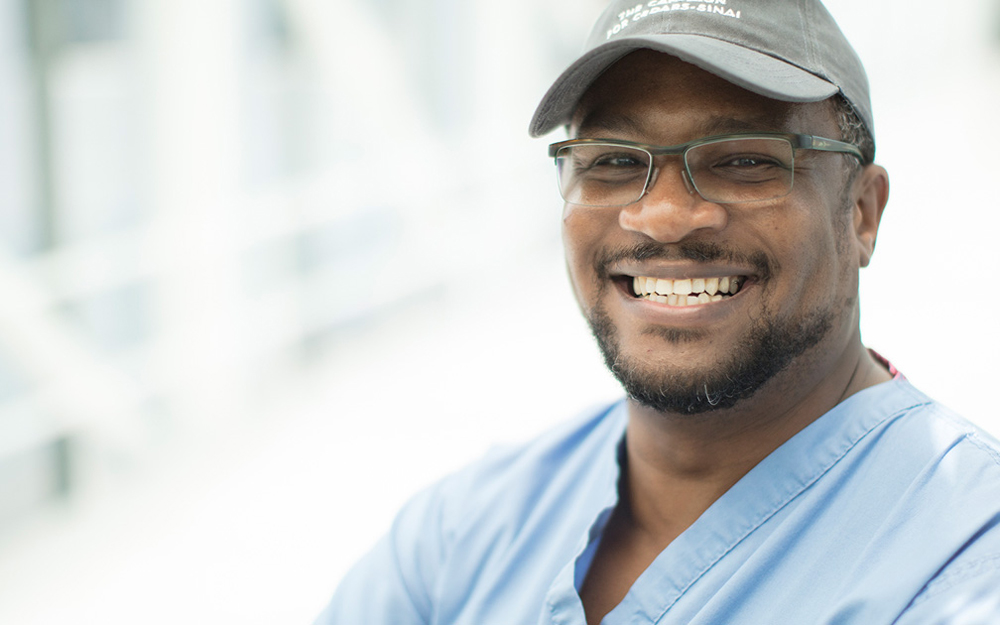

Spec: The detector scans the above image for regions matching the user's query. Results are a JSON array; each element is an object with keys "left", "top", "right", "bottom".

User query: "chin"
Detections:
[{"left": 587, "top": 302, "right": 834, "bottom": 415}]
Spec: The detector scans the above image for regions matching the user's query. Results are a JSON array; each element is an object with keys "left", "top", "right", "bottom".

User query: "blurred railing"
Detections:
[{"left": 0, "top": 0, "right": 592, "bottom": 528}]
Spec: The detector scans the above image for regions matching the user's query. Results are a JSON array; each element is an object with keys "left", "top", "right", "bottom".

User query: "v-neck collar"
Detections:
[{"left": 542, "top": 378, "right": 926, "bottom": 624}]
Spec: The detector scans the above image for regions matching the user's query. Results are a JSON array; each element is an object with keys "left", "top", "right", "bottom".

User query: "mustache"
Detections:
[{"left": 594, "top": 240, "right": 774, "bottom": 281}]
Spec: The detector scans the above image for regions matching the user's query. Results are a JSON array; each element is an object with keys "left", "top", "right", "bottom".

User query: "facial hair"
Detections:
[{"left": 586, "top": 241, "right": 834, "bottom": 415}]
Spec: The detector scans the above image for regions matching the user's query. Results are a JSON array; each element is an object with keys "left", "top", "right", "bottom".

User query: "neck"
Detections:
[{"left": 621, "top": 335, "right": 891, "bottom": 542}]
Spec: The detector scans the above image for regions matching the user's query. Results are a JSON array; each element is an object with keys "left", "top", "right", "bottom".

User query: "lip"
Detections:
[
  {"left": 609, "top": 263, "right": 757, "bottom": 323},
  {"left": 615, "top": 280, "right": 753, "bottom": 325},
  {"left": 610, "top": 261, "right": 756, "bottom": 282}
]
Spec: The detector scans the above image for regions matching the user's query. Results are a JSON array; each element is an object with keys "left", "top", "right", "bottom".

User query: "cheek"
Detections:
[
  {"left": 562, "top": 207, "right": 610, "bottom": 297},
  {"left": 751, "top": 204, "right": 839, "bottom": 301},
  {"left": 784, "top": 208, "right": 858, "bottom": 309}
]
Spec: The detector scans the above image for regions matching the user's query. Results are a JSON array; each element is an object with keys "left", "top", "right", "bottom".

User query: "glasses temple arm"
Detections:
[{"left": 796, "top": 135, "right": 864, "bottom": 161}]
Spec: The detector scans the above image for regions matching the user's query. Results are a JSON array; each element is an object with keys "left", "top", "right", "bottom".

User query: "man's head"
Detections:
[{"left": 532, "top": 2, "right": 889, "bottom": 417}]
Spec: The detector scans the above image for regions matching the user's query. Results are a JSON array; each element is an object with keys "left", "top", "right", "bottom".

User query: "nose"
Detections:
[{"left": 618, "top": 163, "right": 728, "bottom": 243}]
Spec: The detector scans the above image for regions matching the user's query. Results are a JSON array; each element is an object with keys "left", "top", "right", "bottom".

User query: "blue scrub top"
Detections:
[{"left": 317, "top": 378, "right": 1000, "bottom": 624}]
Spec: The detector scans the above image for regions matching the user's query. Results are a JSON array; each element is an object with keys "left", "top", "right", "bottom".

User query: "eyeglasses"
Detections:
[{"left": 548, "top": 133, "right": 864, "bottom": 207}]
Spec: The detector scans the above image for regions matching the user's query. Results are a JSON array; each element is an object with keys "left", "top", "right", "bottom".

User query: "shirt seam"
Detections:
[
  {"left": 908, "top": 553, "right": 1000, "bottom": 608},
  {"left": 931, "top": 412, "right": 1000, "bottom": 467}
]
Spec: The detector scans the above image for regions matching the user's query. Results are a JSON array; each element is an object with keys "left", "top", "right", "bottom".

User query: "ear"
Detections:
[{"left": 850, "top": 164, "right": 889, "bottom": 268}]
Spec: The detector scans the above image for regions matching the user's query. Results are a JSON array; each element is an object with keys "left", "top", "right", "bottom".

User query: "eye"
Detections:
[
  {"left": 706, "top": 152, "right": 792, "bottom": 185},
  {"left": 563, "top": 145, "right": 650, "bottom": 184},
  {"left": 717, "top": 154, "right": 784, "bottom": 169},
  {"left": 687, "top": 138, "right": 794, "bottom": 184},
  {"left": 590, "top": 152, "right": 647, "bottom": 169}
]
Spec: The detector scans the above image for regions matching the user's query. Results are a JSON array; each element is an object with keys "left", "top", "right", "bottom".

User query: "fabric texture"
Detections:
[{"left": 315, "top": 378, "right": 1000, "bottom": 624}]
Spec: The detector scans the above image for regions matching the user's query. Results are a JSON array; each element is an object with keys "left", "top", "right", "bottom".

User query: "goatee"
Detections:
[
  {"left": 587, "top": 302, "right": 833, "bottom": 414},
  {"left": 587, "top": 240, "right": 833, "bottom": 415}
]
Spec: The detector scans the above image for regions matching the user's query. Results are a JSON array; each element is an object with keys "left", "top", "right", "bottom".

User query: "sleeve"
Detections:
[{"left": 312, "top": 481, "right": 451, "bottom": 625}]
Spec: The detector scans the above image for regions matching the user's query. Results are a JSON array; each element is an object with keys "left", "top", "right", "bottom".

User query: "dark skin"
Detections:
[{"left": 562, "top": 52, "right": 891, "bottom": 625}]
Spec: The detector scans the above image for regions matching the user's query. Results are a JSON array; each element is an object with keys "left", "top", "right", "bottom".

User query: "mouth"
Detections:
[{"left": 628, "top": 275, "right": 746, "bottom": 307}]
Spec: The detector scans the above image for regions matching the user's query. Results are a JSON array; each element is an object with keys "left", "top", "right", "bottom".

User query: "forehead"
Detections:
[{"left": 571, "top": 50, "right": 838, "bottom": 141}]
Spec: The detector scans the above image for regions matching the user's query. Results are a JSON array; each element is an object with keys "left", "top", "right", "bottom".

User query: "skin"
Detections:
[{"left": 562, "top": 51, "right": 891, "bottom": 625}]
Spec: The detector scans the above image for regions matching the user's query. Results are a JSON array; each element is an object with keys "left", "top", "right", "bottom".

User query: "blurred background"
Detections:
[{"left": 0, "top": 0, "right": 998, "bottom": 623}]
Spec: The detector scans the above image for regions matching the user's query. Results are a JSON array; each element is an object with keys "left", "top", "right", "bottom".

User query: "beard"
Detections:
[{"left": 586, "top": 241, "right": 835, "bottom": 415}]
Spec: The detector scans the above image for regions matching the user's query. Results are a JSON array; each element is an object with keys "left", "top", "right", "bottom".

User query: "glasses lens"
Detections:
[
  {"left": 685, "top": 137, "right": 794, "bottom": 203},
  {"left": 555, "top": 144, "right": 651, "bottom": 207}
]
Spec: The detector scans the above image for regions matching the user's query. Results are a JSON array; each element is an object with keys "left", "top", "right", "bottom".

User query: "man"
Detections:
[{"left": 317, "top": 1, "right": 1000, "bottom": 623}]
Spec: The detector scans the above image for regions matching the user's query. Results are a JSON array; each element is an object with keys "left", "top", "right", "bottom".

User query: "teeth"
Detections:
[{"left": 632, "top": 273, "right": 745, "bottom": 303}]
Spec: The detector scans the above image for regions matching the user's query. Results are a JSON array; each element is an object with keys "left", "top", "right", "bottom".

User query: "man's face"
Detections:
[{"left": 563, "top": 51, "right": 870, "bottom": 415}]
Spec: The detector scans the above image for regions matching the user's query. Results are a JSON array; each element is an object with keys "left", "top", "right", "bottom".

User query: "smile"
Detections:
[{"left": 631, "top": 275, "right": 745, "bottom": 306}]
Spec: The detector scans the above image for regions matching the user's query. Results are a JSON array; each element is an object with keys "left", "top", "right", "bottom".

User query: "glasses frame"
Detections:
[{"left": 548, "top": 132, "right": 865, "bottom": 206}]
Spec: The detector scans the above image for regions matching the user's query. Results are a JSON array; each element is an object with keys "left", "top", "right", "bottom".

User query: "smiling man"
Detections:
[{"left": 316, "top": 2, "right": 1000, "bottom": 624}]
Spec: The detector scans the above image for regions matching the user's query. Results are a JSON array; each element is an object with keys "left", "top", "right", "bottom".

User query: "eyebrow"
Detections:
[
  {"left": 574, "top": 111, "right": 646, "bottom": 138},
  {"left": 574, "top": 110, "right": 794, "bottom": 141}
]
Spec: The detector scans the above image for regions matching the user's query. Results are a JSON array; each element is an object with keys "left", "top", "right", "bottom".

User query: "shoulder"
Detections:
[
  {"left": 804, "top": 378, "right": 1000, "bottom": 506},
  {"left": 318, "top": 400, "right": 627, "bottom": 624},
  {"left": 381, "top": 398, "right": 626, "bottom": 553},
  {"left": 840, "top": 378, "right": 1000, "bottom": 468},
  {"left": 887, "top": 381, "right": 1000, "bottom": 470},
  {"left": 364, "top": 400, "right": 626, "bottom": 622},
  {"left": 868, "top": 382, "right": 1000, "bottom": 620},
  {"left": 857, "top": 380, "right": 1000, "bottom": 523},
  {"left": 429, "top": 399, "right": 627, "bottom": 533}
]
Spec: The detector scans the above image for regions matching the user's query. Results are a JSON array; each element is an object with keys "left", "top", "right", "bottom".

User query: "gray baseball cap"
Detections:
[{"left": 529, "top": 0, "right": 873, "bottom": 140}]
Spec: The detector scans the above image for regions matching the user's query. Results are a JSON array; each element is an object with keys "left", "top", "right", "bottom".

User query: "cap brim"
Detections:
[{"left": 529, "top": 33, "right": 839, "bottom": 137}]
